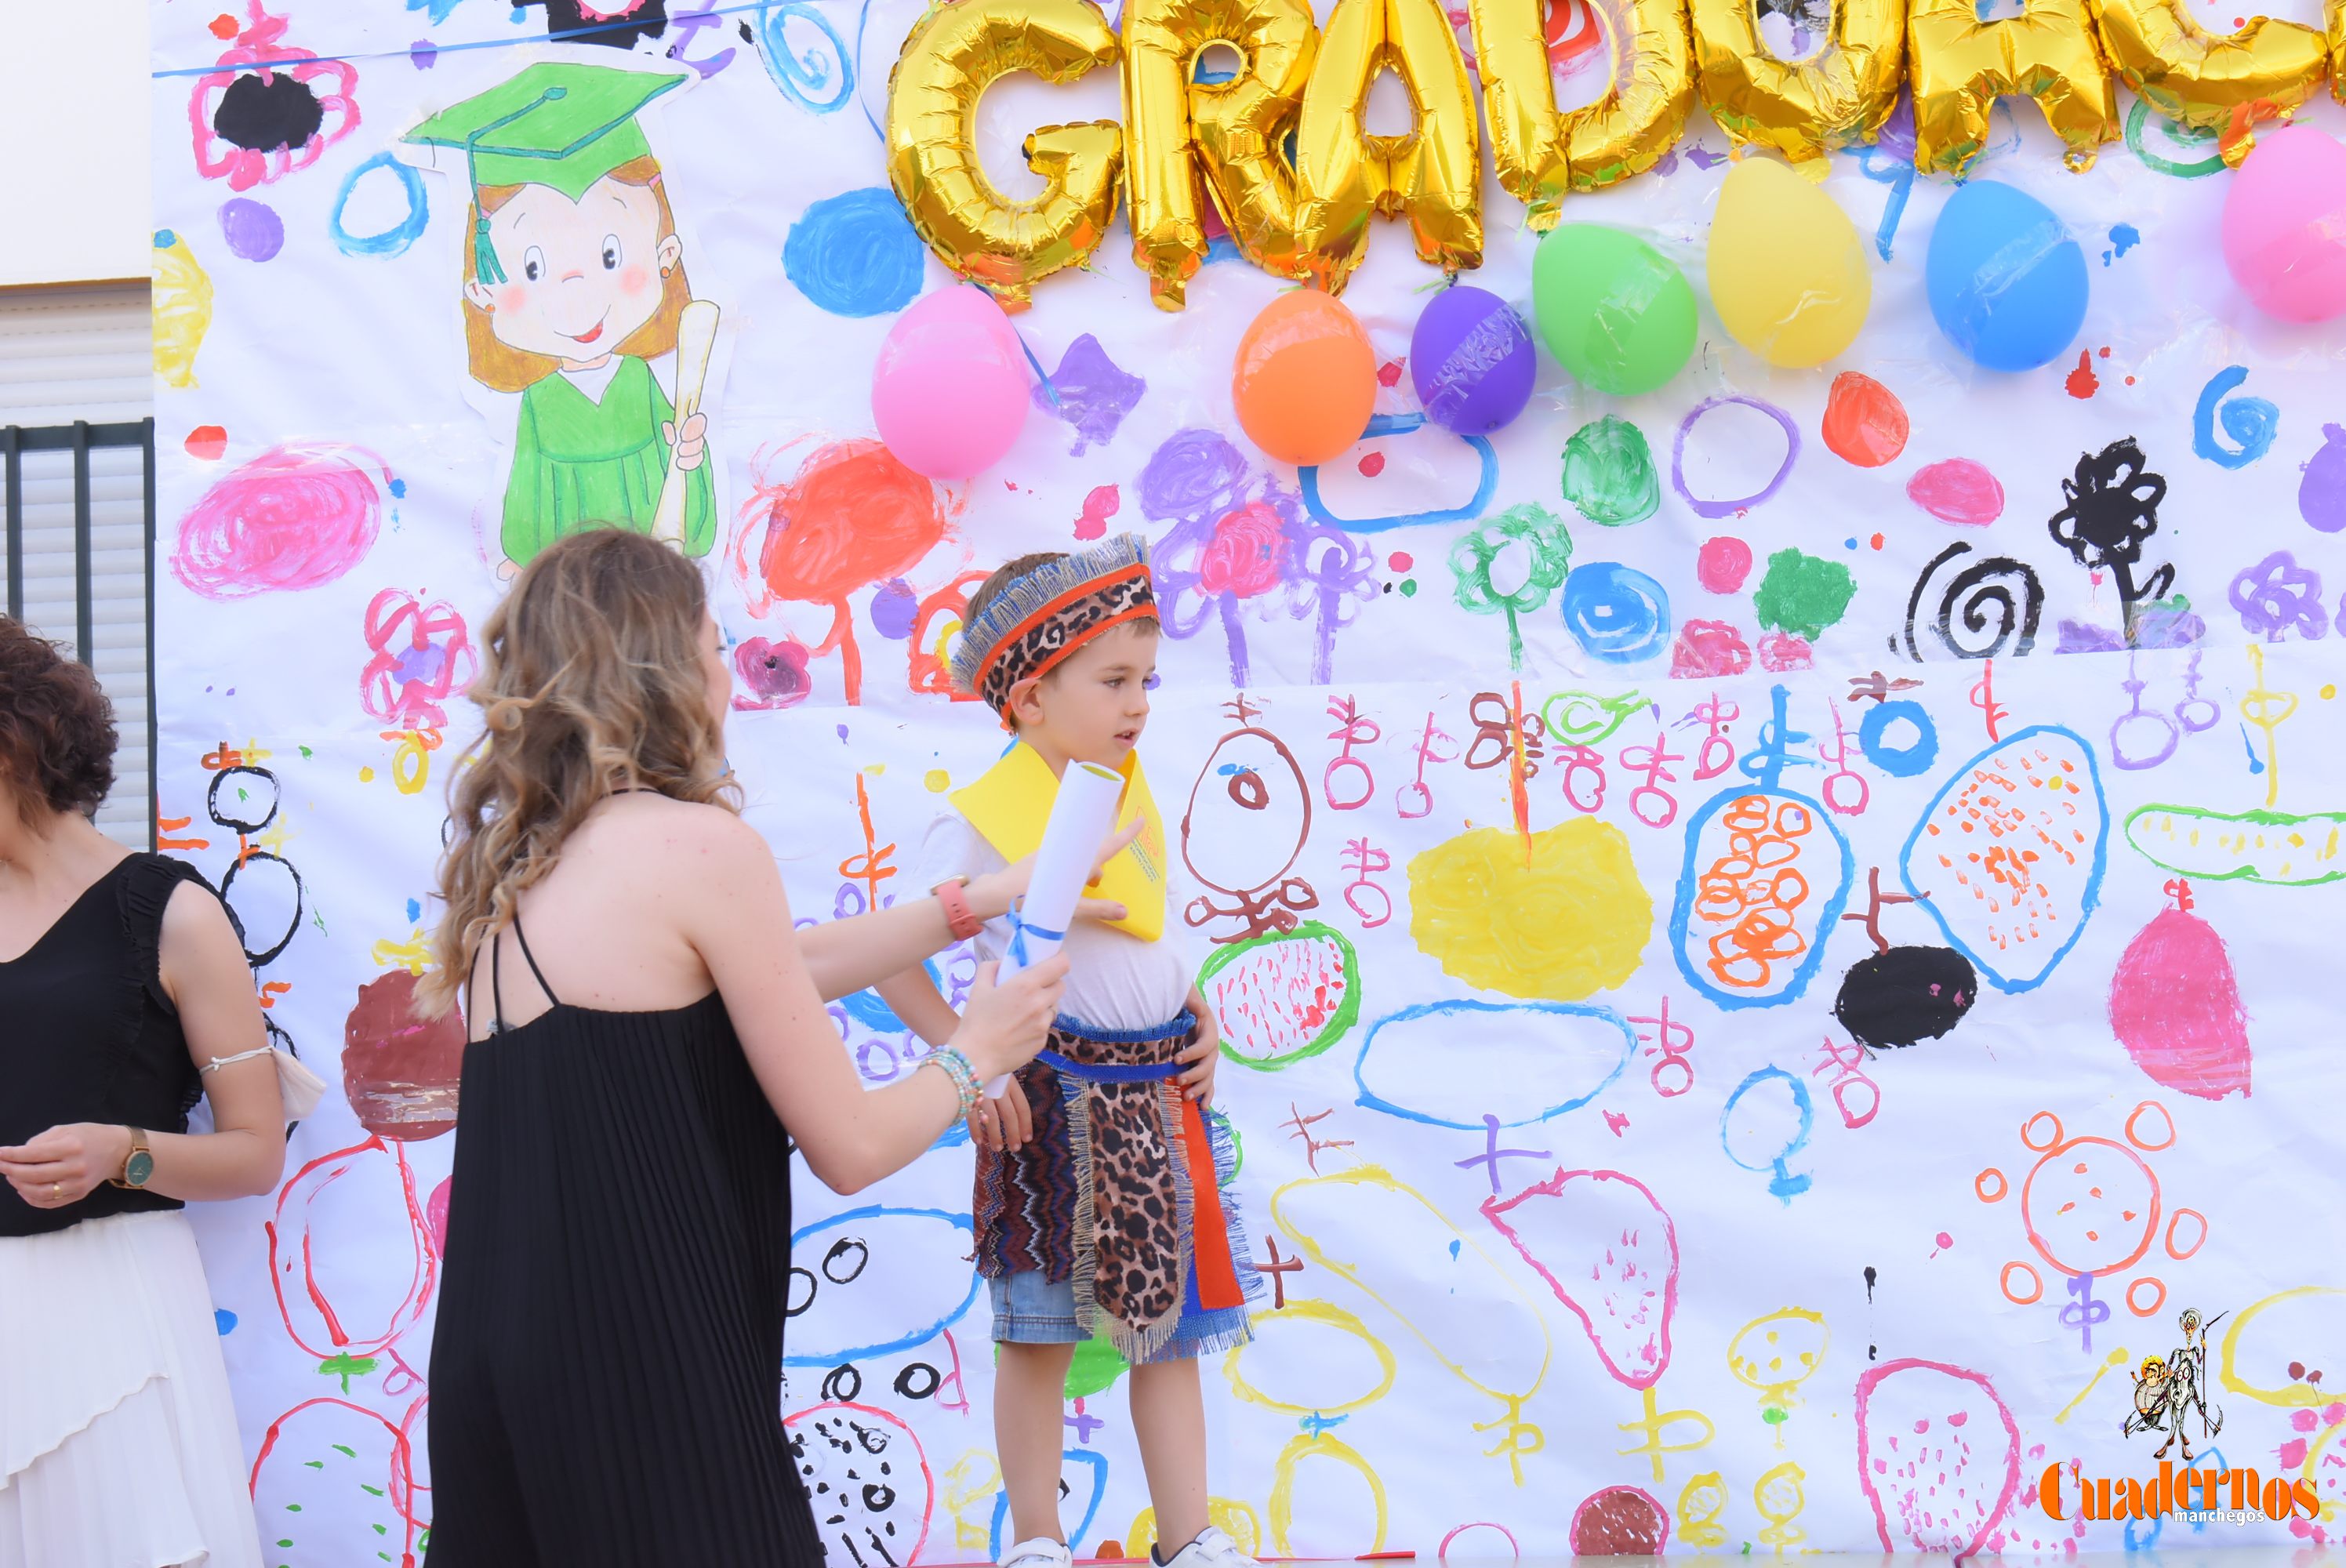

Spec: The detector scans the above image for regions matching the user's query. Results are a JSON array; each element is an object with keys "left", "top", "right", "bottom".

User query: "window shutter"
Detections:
[{"left": 0, "top": 282, "right": 156, "bottom": 848}]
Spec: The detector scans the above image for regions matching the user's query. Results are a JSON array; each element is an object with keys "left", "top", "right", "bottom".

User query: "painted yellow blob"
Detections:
[
  {"left": 358, "top": 766, "right": 376, "bottom": 783},
  {"left": 1407, "top": 818, "right": 1651, "bottom": 1000},
  {"left": 1125, "top": 1500, "right": 1262, "bottom": 1561},
  {"left": 152, "top": 232, "right": 214, "bottom": 390},
  {"left": 2322, "top": 684, "right": 2337, "bottom": 700},
  {"left": 924, "top": 768, "right": 951, "bottom": 793}
]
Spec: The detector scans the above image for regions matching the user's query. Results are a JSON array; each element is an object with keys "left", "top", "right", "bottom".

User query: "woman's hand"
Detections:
[
  {"left": 950, "top": 956, "right": 1067, "bottom": 1083},
  {"left": 0, "top": 1123, "right": 133, "bottom": 1209},
  {"left": 1176, "top": 991, "right": 1222, "bottom": 1105},
  {"left": 968, "top": 815, "right": 1147, "bottom": 927}
]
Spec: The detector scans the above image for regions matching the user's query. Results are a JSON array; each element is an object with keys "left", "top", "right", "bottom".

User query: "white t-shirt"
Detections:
[{"left": 914, "top": 812, "right": 1197, "bottom": 1032}]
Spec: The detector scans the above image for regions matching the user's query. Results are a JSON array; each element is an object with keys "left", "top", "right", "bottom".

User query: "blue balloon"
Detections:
[{"left": 1925, "top": 180, "right": 2088, "bottom": 371}]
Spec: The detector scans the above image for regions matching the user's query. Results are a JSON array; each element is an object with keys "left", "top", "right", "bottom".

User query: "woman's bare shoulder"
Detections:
[{"left": 590, "top": 797, "right": 772, "bottom": 883}]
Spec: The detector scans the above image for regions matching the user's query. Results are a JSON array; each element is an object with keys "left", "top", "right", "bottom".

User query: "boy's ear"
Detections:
[{"left": 1005, "top": 675, "right": 1045, "bottom": 731}]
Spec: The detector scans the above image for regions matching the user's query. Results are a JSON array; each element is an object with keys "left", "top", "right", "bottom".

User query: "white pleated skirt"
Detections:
[{"left": 0, "top": 1210, "right": 262, "bottom": 1568}]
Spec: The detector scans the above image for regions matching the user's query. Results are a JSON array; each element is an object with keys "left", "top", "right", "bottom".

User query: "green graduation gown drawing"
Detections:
[{"left": 500, "top": 355, "right": 713, "bottom": 566}]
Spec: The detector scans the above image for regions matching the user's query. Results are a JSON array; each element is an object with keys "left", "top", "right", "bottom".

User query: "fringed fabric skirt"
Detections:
[{"left": 973, "top": 1012, "right": 1259, "bottom": 1364}]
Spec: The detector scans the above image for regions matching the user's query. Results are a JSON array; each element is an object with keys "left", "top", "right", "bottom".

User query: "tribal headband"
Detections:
[{"left": 950, "top": 533, "right": 1158, "bottom": 717}]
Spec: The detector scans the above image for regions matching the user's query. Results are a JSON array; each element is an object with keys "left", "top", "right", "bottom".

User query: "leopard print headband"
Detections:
[{"left": 952, "top": 534, "right": 1158, "bottom": 716}]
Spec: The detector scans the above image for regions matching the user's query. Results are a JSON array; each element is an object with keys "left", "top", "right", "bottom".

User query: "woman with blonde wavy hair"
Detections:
[{"left": 419, "top": 528, "right": 1101, "bottom": 1565}]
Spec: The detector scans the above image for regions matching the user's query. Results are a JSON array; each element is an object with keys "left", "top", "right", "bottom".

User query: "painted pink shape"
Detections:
[
  {"left": 427, "top": 1175, "right": 452, "bottom": 1259},
  {"left": 1483, "top": 1168, "right": 1678, "bottom": 1388},
  {"left": 1075, "top": 482, "right": 1120, "bottom": 541},
  {"left": 1758, "top": 631, "right": 1814, "bottom": 671},
  {"left": 1670, "top": 619, "right": 1752, "bottom": 680},
  {"left": 172, "top": 441, "right": 386, "bottom": 601},
  {"left": 1854, "top": 1359, "right": 2023, "bottom": 1557},
  {"left": 1907, "top": 459, "right": 2006, "bottom": 526},
  {"left": 783, "top": 1402, "right": 934, "bottom": 1565},
  {"left": 1697, "top": 535, "right": 1754, "bottom": 593},
  {"left": 1197, "top": 499, "right": 1289, "bottom": 598},
  {"left": 2109, "top": 903, "right": 2252, "bottom": 1099}
]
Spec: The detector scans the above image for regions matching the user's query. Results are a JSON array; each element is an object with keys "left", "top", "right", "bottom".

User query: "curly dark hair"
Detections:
[{"left": 0, "top": 618, "right": 117, "bottom": 822}]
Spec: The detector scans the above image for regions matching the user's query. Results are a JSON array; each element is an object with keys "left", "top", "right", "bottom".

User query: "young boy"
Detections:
[{"left": 877, "top": 535, "right": 1262, "bottom": 1568}]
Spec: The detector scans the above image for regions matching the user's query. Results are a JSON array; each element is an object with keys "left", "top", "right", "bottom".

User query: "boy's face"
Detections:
[
  {"left": 464, "top": 173, "right": 676, "bottom": 369},
  {"left": 1008, "top": 620, "right": 1157, "bottom": 768}
]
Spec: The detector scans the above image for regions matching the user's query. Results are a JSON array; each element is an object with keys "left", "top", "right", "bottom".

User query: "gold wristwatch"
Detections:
[{"left": 109, "top": 1127, "right": 155, "bottom": 1190}]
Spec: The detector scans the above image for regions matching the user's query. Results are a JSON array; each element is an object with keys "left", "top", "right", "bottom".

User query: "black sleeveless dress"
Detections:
[
  {"left": 424, "top": 920, "right": 825, "bottom": 1565},
  {"left": 0, "top": 854, "right": 209, "bottom": 1238}
]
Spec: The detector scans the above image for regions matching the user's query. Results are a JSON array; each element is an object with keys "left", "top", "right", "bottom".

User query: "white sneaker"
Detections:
[
  {"left": 999, "top": 1537, "right": 1073, "bottom": 1568},
  {"left": 1155, "top": 1526, "right": 1261, "bottom": 1568}
]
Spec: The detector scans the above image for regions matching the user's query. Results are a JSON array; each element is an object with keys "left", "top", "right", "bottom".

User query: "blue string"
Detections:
[
  {"left": 152, "top": 2, "right": 779, "bottom": 78},
  {"left": 1001, "top": 902, "right": 1066, "bottom": 970}
]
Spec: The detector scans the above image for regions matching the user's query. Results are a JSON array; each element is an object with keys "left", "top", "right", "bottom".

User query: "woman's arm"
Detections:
[
  {"left": 0, "top": 880, "right": 285, "bottom": 1208},
  {"left": 794, "top": 818, "right": 1142, "bottom": 1000},
  {"left": 685, "top": 812, "right": 1066, "bottom": 1195}
]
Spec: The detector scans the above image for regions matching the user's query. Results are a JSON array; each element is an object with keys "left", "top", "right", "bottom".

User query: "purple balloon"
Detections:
[
  {"left": 2302, "top": 423, "right": 2346, "bottom": 533},
  {"left": 1410, "top": 285, "right": 1535, "bottom": 436}
]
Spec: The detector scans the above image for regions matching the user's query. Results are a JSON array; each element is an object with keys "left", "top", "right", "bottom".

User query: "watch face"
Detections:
[{"left": 124, "top": 1149, "right": 156, "bottom": 1188}]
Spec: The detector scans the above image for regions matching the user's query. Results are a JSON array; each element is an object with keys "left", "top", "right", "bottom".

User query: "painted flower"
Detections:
[
  {"left": 735, "top": 635, "right": 814, "bottom": 710},
  {"left": 1197, "top": 500, "right": 1289, "bottom": 599},
  {"left": 190, "top": 5, "right": 361, "bottom": 191},
  {"left": 1451, "top": 502, "right": 1574, "bottom": 666},
  {"left": 2228, "top": 551, "right": 2327, "bottom": 643}
]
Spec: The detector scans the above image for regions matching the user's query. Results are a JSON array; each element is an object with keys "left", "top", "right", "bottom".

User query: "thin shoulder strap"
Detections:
[{"left": 510, "top": 913, "right": 561, "bottom": 1007}]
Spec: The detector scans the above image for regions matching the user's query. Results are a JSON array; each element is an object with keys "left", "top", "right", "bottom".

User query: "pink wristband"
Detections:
[{"left": 934, "top": 877, "right": 982, "bottom": 942}]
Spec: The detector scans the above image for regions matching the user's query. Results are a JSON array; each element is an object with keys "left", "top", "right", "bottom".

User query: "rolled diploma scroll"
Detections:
[
  {"left": 651, "top": 299, "right": 721, "bottom": 546},
  {"left": 982, "top": 759, "right": 1126, "bottom": 1099}
]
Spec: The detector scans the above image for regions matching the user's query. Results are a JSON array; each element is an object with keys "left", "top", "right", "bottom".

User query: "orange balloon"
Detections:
[{"left": 1231, "top": 289, "right": 1378, "bottom": 465}]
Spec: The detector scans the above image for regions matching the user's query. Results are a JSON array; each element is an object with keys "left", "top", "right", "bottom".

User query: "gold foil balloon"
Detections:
[
  {"left": 1689, "top": 0, "right": 1903, "bottom": 161},
  {"left": 1908, "top": 0, "right": 2119, "bottom": 174},
  {"left": 1124, "top": 0, "right": 1320, "bottom": 309},
  {"left": 1465, "top": 0, "right": 1696, "bottom": 228},
  {"left": 1293, "top": 0, "right": 1484, "bottom": 292},
  {"left": 1706, "top": 157, "right": 1872, "bottom": 367},
  {"left": 2091, "top": 0, "right": 2326, "bottom": 166},
  {"left": 884, "top": 0, "right": 1125, "bottom": 309}
]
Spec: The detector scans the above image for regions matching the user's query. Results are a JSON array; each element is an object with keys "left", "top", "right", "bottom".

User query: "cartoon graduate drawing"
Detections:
[{"left": 404, "top": 61, "right": 721, "bottom": 568}]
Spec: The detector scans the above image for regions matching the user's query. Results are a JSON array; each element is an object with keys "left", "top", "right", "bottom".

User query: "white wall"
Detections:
[{"left": 0, "top": 1, "right": 150, "bottom": 288}]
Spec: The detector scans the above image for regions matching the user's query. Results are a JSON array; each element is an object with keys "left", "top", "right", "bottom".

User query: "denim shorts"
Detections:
[{"left": 989, "top": 1269, "right": 1083, "bottom": 1345}]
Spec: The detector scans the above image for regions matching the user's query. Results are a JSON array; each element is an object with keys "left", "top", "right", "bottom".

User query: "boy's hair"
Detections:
[
  {"left": 966, "top": 552, "right": 1069, "bottom": 629},
  {"left": 963, "top": 550, "right": 1162, "bottom": 726}
]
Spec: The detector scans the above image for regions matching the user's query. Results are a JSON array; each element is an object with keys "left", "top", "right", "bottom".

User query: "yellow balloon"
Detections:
[
  {"left": 1124, "top": 0, "right": 1320, "bottom": 310},
  {"left": 1908, "top": 0, "right": 2119, "bottom": 175},
  {"left": 884, "top": 0, "right": 1125, "bottom": 309},
  {"left": 1465, "top": 0, "right": 1696, "bottom": 229},
  {"left": 1690, "top": 0, "right": 1904, "bottom": 161},
  {"left": 1705, "top": 156, "right": 1871, "bottom": 367},
  {"left": 1294, "top": 0, "right": 1483, "bottom": 292},
  {"left": 2091, "top": 0, "right": 2326, "bottom": 166}
]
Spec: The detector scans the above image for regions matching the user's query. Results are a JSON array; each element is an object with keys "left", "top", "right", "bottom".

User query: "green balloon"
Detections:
[{"left": 1531, "top": 224, "right": 1698, "bottom": 397}]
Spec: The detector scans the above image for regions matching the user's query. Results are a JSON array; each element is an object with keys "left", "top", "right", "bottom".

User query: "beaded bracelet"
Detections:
[{"left": 926, "top": 1047, "right": 982, "bottom": 1118}]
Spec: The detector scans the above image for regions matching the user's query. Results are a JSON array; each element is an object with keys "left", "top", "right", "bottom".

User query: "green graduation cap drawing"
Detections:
[
  {"left": 404, "top": 61, "right": 685, "bottom": 285},
  {"left": 402, "top": 59, "right": 723, "bottom": 569}
]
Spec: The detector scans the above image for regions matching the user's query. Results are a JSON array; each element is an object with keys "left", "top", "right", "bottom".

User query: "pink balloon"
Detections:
[
  {"left": 2222, "top": 126, "right": 2346, "bottom": 323},
  {"left": 870, "top": 285, "right": 1030, "bottom": 478}
]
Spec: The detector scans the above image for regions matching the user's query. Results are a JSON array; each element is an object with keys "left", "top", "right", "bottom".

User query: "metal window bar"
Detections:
[{"left": 1, "top": 419, "right": 160, "bottom": 851}]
